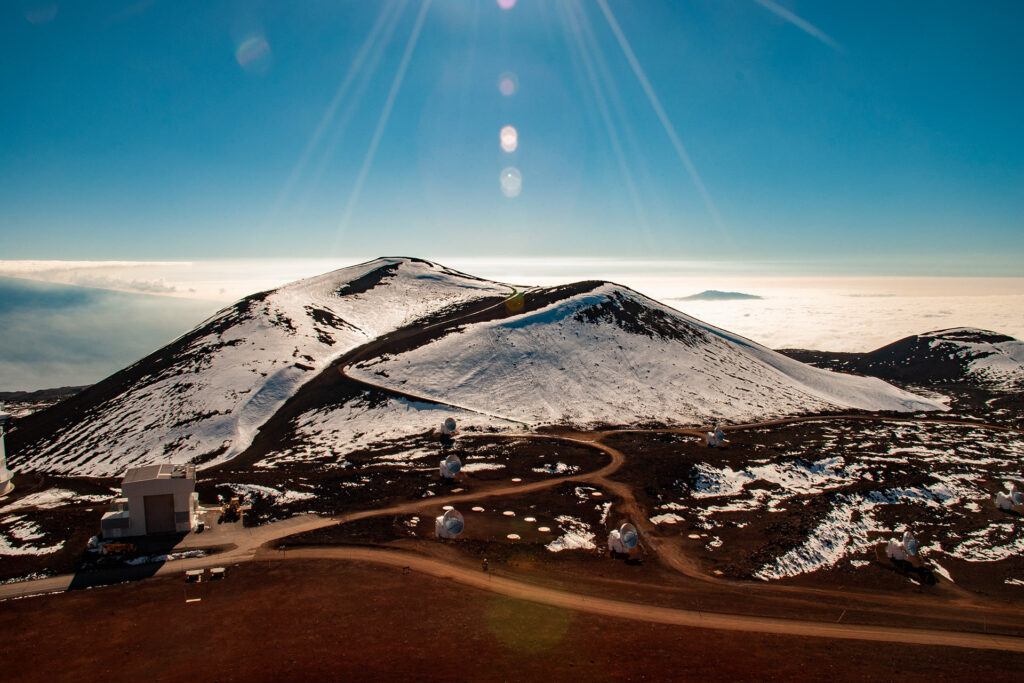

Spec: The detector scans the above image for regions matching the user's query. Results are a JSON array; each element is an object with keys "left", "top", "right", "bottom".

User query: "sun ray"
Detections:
[
  {"left": 560, "top": 0, "right": 653, "bottom": 249},
  {"left": 295, "top": 0, "right": 408, "bottom": 215},
  {"left": 271, "top": 0, "right": 402, "bottom": 218},
  {"left": 333, "top": 0, "right": 433, "bottom": 250},
  {"left": 554, "top": 0, "right": 602, "bottom": 138},
  {"left": 751, "top": 0, "right": 844, "bottom": 52},
  {"left": 574, "top": 1, "right": 652, "bottom": 189},
  {"left": 594, "top": 0, "right": 726, "bottom": 234}
]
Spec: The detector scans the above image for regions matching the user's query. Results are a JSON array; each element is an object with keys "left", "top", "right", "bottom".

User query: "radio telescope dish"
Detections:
[
  {"left": 435, "top": 508, "right": 464, "bottom": 538},
  {"left": 441, "top": 418, "right": 457, "bottom": 435},
  {"left": 440, "top": 454, "right": 462, "bottom": 479},
  {"left": 902, "top": 530, "right": 918, "bottom": 556},
  {"left": 1010, "top": 483, "right": 1023, "bottom": 506},
  {"left": 609, "top": 522, "right": 639, "bottom": 554},
  {"left": 443, "top": 509, "right": 464, "bottom": 536},
  {"left": 619, "top": 523, "right": 639, "bottom": 550}
]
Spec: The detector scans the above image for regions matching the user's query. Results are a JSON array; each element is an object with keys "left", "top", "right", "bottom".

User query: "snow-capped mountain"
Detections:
[
  {"left": 346, "top": 283, "right": 945, "bottom": 426},
  {"left": 9, "top": 258, "right": 947, "bottom": 477},
  {"left": 8, "top": 258, "right": 510, "bottom": 475},
  {"left": 801, "top": 329, "right": 1024, "bottom": 389}
]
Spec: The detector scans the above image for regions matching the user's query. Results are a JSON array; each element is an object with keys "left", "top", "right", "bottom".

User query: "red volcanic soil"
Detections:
[{"left": 4, "top": 559, "right": 1022, "bottom": 682}]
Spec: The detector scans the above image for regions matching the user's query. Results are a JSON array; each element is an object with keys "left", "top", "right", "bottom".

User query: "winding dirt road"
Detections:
[{"left": 272, "top": 545, "right": 1024, "bottom": 653}]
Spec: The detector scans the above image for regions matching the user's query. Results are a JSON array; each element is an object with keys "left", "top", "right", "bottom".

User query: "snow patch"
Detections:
[
  {"left": 228, "top": 483, "right": 315, "bottom": 506},
  {"left": 124, "top": 549, "right": 208, "bottom": 566},
  {"left": 531, "top": 462, "right": 578, "bottom": 475},
  {"left": 545, "top": 515, "right": 596, "bottom": 552},
  {"left": 460, "top": 462, "right": 505, "bottom": 472},
  {"left": 951, "top": 523, "right": 1024, "bottom": 562},
  {"left": 0, "top": 489, "right": 112, "bottom": 512},
  {"left": 0, "top": 516, "right": 64, "bottom": 556},
  {"left": 650, "top": 512, "right": 686, "bottom": 525}
]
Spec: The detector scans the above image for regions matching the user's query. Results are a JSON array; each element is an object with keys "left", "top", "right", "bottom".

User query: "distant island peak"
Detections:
[{"left": 676, "top": 290, "right": 763, "bottom": 301}]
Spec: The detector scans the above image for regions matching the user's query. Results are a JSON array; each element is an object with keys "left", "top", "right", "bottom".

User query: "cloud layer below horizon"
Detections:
[{"left": 0, "top": 277, "right": 217, "bottom": 392}]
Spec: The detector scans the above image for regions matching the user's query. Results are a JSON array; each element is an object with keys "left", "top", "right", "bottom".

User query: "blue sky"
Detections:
[{"left": 2, "top": 0, "right": 1022, "bottom": 273}]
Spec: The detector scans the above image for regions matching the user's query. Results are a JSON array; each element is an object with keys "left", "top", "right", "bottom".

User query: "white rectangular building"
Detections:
[{"left": 101, "top": 464, "right": 198, "bottom": 538}]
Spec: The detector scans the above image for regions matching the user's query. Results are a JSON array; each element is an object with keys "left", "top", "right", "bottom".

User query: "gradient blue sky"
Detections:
[{"left": 3, "top": 0, "right": 1022, "bottom": 273}]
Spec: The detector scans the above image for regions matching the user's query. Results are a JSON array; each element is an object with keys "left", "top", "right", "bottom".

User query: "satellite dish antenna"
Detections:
[
  {"left": 444, "top": 454, "right": 462, "bottom": 475},
  {"left": 902, "top": 530, "right": 918, "bottom": 557},
  {"left": 435, "top": 508, "right": 464, "bottom": 538},
  {"left": 1010, "top": 483, "right": 1024, "bottom": 506},
  {"left": 619, "top": 523, "right": 639, "bottom": 550},
  {"left": 608, "top": 521, "right": 639, "bottom": 555},
  {"left": 439, "top": 418, "right": 457, "bottom": 448},
  {"left": 439, "top": 454, "right": 462, "bottom": 479}
]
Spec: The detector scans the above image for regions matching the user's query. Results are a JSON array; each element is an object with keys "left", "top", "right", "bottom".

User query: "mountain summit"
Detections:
[{"left": 10, "top": 258, "right": 945, "bottom": 476}]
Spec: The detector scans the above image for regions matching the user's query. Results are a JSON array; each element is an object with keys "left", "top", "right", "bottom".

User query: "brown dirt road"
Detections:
[{"left": 268, "top": 545, "right": 1024, "bottom": 653}]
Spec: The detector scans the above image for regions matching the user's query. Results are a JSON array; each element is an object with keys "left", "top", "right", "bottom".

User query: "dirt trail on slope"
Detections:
[{"left": 259, "top": 545, "right": 1024, "bottom": 654}]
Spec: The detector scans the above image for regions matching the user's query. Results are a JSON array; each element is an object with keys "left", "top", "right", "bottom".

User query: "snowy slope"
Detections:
[
  {"left": 919, "top": 329, "right": 1024, "bottom": 388},
  {"left": 813, "top": 328, "right": 1024, "bottom": 389},
  {"left": 257, "top": 396, "right": 515, "bottom": 469},
  {"left": 348, "top": 284, "right": 946, "bottom": 426},
  {"left": 11, "top": 258, "right": 510, "bottom": 475}
]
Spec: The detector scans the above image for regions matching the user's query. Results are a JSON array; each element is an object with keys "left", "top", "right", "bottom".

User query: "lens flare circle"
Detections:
[
  {"left": 498, "top": 72, "right": 518, "bottom": 96},
  {"left": 500, "top": 125, "right": 518, "bottom": 153},
  {"left": 500, "top": 167, "right": 522, "bottom": 198},
  {"left": 235, "top": 35, "right": 272, "bottom": 72}
]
